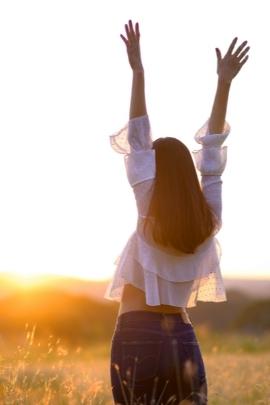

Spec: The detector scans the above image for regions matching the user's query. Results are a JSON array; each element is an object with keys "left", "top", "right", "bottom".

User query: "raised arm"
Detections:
[
  {"left": 208, "top": 37, "right": 250, "bottom": 134},
  {"left": 194, "top": 38, "right": 250, "bottom": 229},
  {"left": 121, "top": 20, "right": 147, "bottom": 119}
]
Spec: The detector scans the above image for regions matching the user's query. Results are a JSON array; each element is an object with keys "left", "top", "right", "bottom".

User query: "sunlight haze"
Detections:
[{"left": 0, "top": 0, "right": 269, "bottom": 281}]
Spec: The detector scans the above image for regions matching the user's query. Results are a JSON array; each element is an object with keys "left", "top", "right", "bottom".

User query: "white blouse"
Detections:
[{"left": 104, "top": 115, "right": 229, "bottom": 307}]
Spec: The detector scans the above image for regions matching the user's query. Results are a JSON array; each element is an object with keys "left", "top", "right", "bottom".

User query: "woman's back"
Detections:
[{"left": 120, "top": 284, "right": 188, "bottom": 314}]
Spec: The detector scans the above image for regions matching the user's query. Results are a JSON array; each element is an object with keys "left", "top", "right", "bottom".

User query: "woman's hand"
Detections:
[
  {"left": 215, "top": 37, "right": 250, "bottom": 83},
  {"left": 121, "top": 20, "right": 143, "bottom": 72},
  {"left": 208, "top": 38, "right": 250, "bottom": 133}
]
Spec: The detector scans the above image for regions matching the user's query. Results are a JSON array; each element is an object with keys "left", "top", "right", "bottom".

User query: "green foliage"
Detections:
[{"left": 231, "top": 299, "right": 270, "bottom": 333}]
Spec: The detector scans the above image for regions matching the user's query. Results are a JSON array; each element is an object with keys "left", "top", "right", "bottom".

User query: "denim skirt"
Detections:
[{"left": 110, "top": 310, "right": 207, "bottom": 405}]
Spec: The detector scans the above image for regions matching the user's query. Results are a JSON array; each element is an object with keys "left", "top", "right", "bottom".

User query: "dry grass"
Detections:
[
  {"left": 205, "top": 353, "right": 270, "bottom": 404},
  {"left": 0, "top": 326, "right": 270, "bottom": 404}
]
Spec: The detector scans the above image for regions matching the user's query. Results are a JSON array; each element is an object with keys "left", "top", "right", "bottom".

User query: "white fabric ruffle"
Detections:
[
  {"left": 110, "top": 124, "right": 130, "bottom": 154},
  {"left": 104, "top": 231, "right": 227, "bottom": 307},
  {"left": 110, "top": 115, "right": 152, "bottom": 154},
  {"left": 119, "top": 232, "right": 221, "bottom": 283},
  {"left": 110, "top": 115, "right": 156, "bottom": 186},
  {"left": 192, "top": 120, "right": 230, "bottom": 175},
  {"left": 194, "top": 120, "right": 230, "bottom": 146},
  {"left": 104, "top": 268, "right": 226, "bottom": 307}
]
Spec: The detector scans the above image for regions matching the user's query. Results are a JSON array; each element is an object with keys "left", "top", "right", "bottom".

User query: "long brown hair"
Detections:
[{"left": 143, "top": 137, "right": 218, "bottom": 254}]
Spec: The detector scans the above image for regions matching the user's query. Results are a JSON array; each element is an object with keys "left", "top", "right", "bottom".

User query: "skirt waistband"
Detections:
[{"left": 115, "top": 310, "right": 193, "bottom": 333}]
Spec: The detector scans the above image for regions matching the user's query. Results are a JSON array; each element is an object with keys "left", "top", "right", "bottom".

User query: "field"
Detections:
[{"left": 1, "top": 326, "right": 270, "bottom": 404}]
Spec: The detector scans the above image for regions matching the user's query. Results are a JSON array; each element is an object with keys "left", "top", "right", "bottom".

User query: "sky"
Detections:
[{"left": 0, "top": 0, "right": 269, "bottom": 281}]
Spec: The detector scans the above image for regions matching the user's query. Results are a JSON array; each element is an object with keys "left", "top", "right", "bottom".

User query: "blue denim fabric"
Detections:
[{"left": 110, "top": 311, "right": 208, "bottom": 405}]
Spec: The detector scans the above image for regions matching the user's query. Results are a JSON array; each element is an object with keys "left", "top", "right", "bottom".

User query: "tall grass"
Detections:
[{"left": 0, "top": 324, "right": 270, "bottom": 404}]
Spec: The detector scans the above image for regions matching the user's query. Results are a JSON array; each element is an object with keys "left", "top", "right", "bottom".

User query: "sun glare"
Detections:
[{"left": 5, "top": 271, "right": 54, "bottom": 290}]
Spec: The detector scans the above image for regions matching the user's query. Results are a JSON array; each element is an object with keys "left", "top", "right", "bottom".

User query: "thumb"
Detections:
[{"left": 215, "top": 48, "right": 222, "bottom": 63}]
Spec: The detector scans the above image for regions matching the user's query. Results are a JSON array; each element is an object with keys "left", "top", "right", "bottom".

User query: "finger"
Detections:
[
  {"left": 225, "top": 37, "right": 238, "bottom": 56},
  {"left": 237, "top": 46, "right": 250, "bottom": 62},
  {"left": 128, "top": 19, "right": 136, "bottom": 40},
  {"left": 233, "top": 40, "right": 248, "bottom": 57},
  {"left": 215, "top": 48, "right": 222, "bottom": 62},
  {"left": 239, "top": 55, "right": 249, "bottom": 68},
  {"left": 135, "top": 22, "right": 140, "bottom": 38},
  {"left": 120, "top": 34, "right": 129, "bottom": 46},
  {"left": 125, "top": 23, "right": 131, "bottom": 40}
]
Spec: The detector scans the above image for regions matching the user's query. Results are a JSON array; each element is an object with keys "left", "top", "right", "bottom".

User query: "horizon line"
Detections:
[{"left": 1, "top": 271, "right": 270, "bottom": 282}]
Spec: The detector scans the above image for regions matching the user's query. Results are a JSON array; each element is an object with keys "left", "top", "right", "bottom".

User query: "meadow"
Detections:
[{"left": 0, "top": 325, "right": 270, "bottom": 404}]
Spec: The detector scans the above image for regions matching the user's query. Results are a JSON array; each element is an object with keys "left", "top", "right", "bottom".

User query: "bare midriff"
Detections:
[{"left": 119, "top": 283, "right": 192, "bottom": 325}]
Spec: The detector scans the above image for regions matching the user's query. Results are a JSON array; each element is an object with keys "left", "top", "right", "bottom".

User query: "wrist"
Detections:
[{"left": 217, "top": 77, "right": 232, "bottom": 87}]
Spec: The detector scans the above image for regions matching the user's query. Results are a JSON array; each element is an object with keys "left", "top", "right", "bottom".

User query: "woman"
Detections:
[{"left": 105, "top": 20, "right": 249, "bottom": 405}]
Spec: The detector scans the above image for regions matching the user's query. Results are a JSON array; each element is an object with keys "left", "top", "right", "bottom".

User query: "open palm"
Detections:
[
  {"left": 216, "top": 38, "right": 250, "bottom": 83},
  {"left": 120, "top": 20, "right": 143, "bottom": 72}
]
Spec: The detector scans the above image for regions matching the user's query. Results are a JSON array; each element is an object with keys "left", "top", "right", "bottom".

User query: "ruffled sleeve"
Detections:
[
  {"left": 110, "top": 115, "right": 153, "bottom": 153},
  {"left": 110, "top": 115, "right": 156, "bottom": 187},
  {"left": 192, "top": 120, "right": 230, "bottom": 175},
  {"left": 192, "top": 120, "right": 230, "bottom": 227},
  {"left": 110, "top": 124, "right": 130, "bottom": 154}
]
